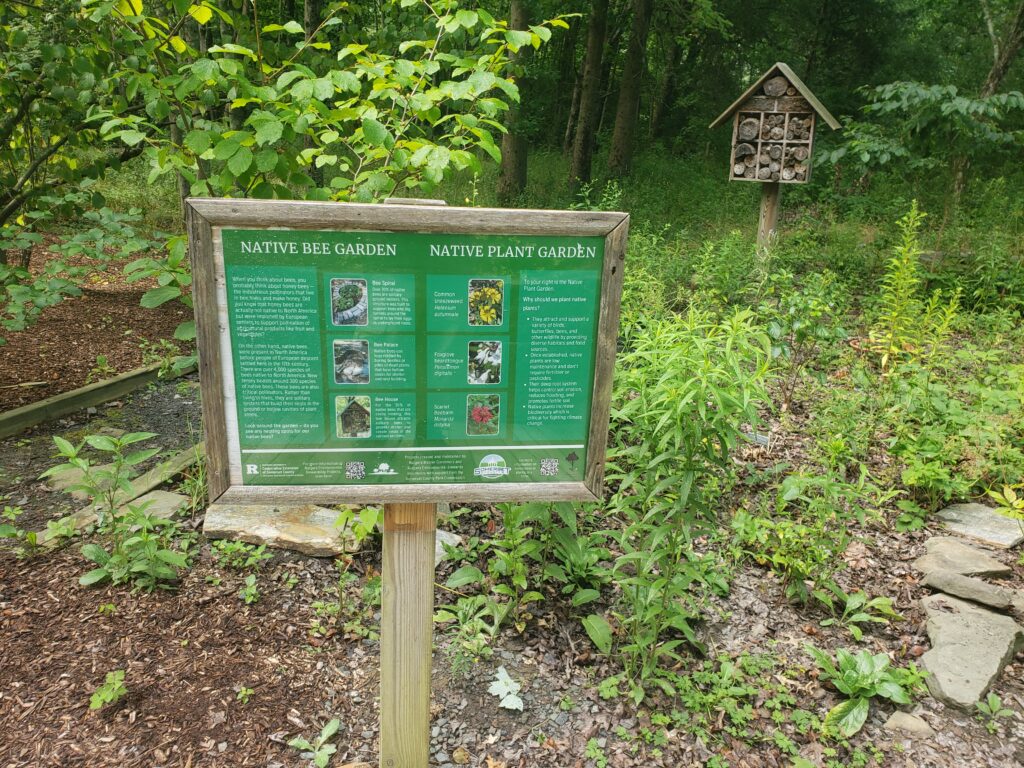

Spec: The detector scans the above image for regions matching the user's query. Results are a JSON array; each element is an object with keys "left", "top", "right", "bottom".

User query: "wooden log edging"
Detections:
[{"left": 0, "top": 358, "right": 197, "bottom": 441}]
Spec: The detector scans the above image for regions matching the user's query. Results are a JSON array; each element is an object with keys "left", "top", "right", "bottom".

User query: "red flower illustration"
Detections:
[{"left": 471, "top": 405, "right": 494, "bottom": 424}]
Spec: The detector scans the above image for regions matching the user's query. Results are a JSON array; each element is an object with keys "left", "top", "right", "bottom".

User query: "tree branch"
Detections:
[{"left": 980, "top": 0, "right": 1000, "bottom": 64}]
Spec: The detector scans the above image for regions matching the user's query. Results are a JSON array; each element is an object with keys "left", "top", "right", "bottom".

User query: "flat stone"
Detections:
[
  {"left": 128, "top": 490, "right": 189, "bottom": 518},
  {"left": 203, "top": 504, "right": 356, "bottom": 557},
  {"left": 883, "top": 711, "right": 934, "bottom": 737},
  {"left": 920, "top": 594, "right": 1024, "bottom": 709},
  {"left": 913, "top": 537, "right": 1012, "bottom": 578},
  {"left": 936, "top": 503, "right": 1024, "bottom": 548},
  {"left": 921, "top": 569, "right": 1015, "bottom": 611},
  {"left": 435, "top": 529, "right": 463, "bottom": 567},
  {"left": 44, "top": 462, "right": 137, "bottom": 500},
  {"left": 37, "top": 490, "right": 189, "bottom": 543}
]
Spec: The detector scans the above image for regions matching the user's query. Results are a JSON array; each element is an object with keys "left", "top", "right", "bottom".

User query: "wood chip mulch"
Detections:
[{"left": 0, "top": 242, "right": 189, "bottom": 413}]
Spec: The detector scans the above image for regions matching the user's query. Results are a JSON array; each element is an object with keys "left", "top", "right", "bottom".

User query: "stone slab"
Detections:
[
  {"left": 44, "top": 462, "right": 137, "bottom": 501},
  {"left": 920, "top": 594, "right": 1024, "bottom": 709},
  {"left": 936, "top": 503, "right": 1024, "bottom": 548},
  {"left": 204, "top": 504, "right": 356, "bottom": 557},
  {"left": 921, "top": 569, "right": 1015, "bottom": 611},
  {"left": 883, "top": 711, "right": 934, "bottom": 737},
  {"left": 37, "top": 490, "right": 189, "bottom": 544},
  {"left": 435, "top": 529, "right": 464, "bottom": 567},
  {"left": 913, "top": 537, "right": 1012, "bottom": 579}
]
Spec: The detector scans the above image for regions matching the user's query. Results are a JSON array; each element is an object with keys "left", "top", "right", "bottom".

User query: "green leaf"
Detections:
[
  {"left": 571, "top": 588, "right": 600, "bottom": 607},
  {"left": 255, "top": 149, "right": 279, "bottom": 172},
  {"left": 124, "top": 447, "right": 160, "bottom": 466},
  {"left": 445, "top": 565, "right": 484, "bottom": 588},
  {"left": 213, "top": 138, "right": 241, "bottom": 160},
  {"left": 824, "top": 696, "right": 870, "bottom": 737},
  {"left": 254, "top": 119, "right": 283, "bottom": 146},
  {"left": 183, "top": 130, "right": 212, "bottom": 154},
  {"left": 320, "top": 718, "right": 341, "bottom": 741},
  {"left": 209, "top": 43, "right": 257, "bottom": 61},
  {"left": 505, "top": 29, "right": 534, "bottom": 50},
  {"left": 875, "top": 680, "right": 911, "bottom": 704},
  {"left": 156, "top": 549, "right": 188, "bottom": 568},
  {"left": 228, "top": 146, "right": 254, "bottom": 175},
  {"left": 141, "top": 285, "right": 181, "bottom": 308},
  {"left": 80, "top": 568, "right": 111, "bottom": 586},
  {"left": 53, "top": 436, "right": 77, "bottom": 457},
  {"left": 361, "top": 117, "right": 390, "bottom": 147},
  {"left": 118, "top": 130, "right": 147, "bottom": 146},
  {"left": 81, "top": 544, "right": 110, "bottom": 565},
  {"left": 188, "top": 4, "right": 213, "bottom": 25},
  {"left": 263, "top": 20, "right": 303, "bottom": 34},
  {"left": 174, "top": 320, "right": 196, "bottom": 341},
  {"left": 455, "top": 9, "right": 478, "bottom": 28},
  {"left": 582, "top": 613, "right": 612, "bottom": 654}
]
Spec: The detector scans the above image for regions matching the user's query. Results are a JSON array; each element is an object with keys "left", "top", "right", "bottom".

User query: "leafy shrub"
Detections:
[
  {"left": 598, "top": 309, "right": 771, "bottom": 698},
  {"left": 867, "top": 202, "right": 959, "bottom": 374},
  {"left": 41, "top": 431, "right": 160, "bottom": 527},
  {"left": 79, "top": 501, "right": 192, "bottom": 592},
  {"left": 806, "top": 645, "right": 926, "bottom": 737},
  {"left": 89, "top": 670, "right": 127, "bottom": 710},
  {"left": 732, "top": 472, "right": 890, "bottom": 603}
]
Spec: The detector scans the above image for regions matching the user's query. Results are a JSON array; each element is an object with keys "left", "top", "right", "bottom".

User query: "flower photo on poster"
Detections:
[
  {"left": 468, "top": 279, "right": 503, "bottom": 326},
  {"left": 467, "top": 340, "right": 501, "bottom": 384},
  {"left": 467, "top": 393, "right": 500, "bottom": 436}
]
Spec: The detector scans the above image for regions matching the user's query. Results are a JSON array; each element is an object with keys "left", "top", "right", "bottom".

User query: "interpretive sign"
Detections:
[{"left": 186, "top": 199, "right": 629, "bottom": 504}]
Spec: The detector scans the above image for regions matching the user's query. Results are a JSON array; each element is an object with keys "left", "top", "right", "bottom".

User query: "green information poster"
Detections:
[{"left": 221, "top": 228, "right": 605, "bottom": 488}]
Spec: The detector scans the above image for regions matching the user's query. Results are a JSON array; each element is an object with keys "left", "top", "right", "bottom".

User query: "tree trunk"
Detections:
[
  {"left": 168, "top": 121, "right": 190, "bottom": 217},
  {"left": 595, "top": 19, "right": 625, "bottom": 137},
  {"left": 946, "top": 0, "right": 1024, "bottom": 223},
  {"left": 552, "top": 21, "right": 579, "bottom": 149},
  {"left": 497, "top": 0, "right": 530, "bottom": 206},
  {"left": 282, "top": 0, "right": 296, "bottom": 20},
  {"left": 648, "top": 38, "right": 679, "bottom": 139},
  {"left": 607, "top": 0, "right": 654, "bottom": 175},
  {"left": 563, "top": 75, "right": 582, "bottom": 154},
  {"left": 569, "top": 0, "right": 610, "bottom": 192},
  {"left": 304, "top": 0, "right": 321, "bottom": 40}
]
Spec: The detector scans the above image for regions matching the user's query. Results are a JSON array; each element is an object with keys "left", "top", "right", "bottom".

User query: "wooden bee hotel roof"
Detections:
[{"left": 709, "top": 62, "right": 840, "bottom": 130}]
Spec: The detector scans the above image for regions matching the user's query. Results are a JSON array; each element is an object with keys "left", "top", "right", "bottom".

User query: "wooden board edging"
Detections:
[{"left": 0, "top": 359, "right": 196, "bottom": 441}]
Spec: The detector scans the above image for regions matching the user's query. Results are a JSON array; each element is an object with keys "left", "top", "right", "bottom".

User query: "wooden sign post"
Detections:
[
  {"left": 186, "top": 199, "right": 629, "bottom": 767},
  {"left": 709, "top": 62, "right": 840, "bottom": 247},
  {"left": 380, "top": 501, "right": 435, "bottom": 767}
]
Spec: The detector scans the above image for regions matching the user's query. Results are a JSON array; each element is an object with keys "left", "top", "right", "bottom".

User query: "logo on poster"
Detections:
[
  {"left": 372, "top": 462, "right": 398, "bottom": 476},
  {"left": 474, "top": 454, "right": 511, "bottom": 479},
  {"left": 246, "top": 464, "right": 259, "bottom": 475}
]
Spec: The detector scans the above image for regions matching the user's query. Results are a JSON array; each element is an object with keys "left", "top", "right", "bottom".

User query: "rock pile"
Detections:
[{"left": 914, "top": 531, "right": 1023, "bottom": 710}]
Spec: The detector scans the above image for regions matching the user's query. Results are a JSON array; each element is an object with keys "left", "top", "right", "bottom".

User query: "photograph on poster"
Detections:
[
  {"left": 467, "top": 340, "right": 501, "bottom": 384},
  {"left": 331, "top": 278, "right": 368, "bottom": 326},
  {"left": 466, "top": 393, "right": 500, "bottom": 436},
  {"left": 468, "top": 278, "right": 503, "bottom": 326},
  {"left": 336, "top": 395, "right": 372, "bottom": 438},
  {"left": 334, "top": 340, "right": 370, "bottom": 384}
]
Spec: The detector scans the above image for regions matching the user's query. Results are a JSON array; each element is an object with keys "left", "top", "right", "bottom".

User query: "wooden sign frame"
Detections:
[{"left": 185, "top": 198, "right": 629, "bottom": 507}]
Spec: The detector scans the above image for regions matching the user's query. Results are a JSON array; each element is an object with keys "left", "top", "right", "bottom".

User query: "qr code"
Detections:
[
  {"left": 345, "top": 461, "right": 366, "bottom": 480},
  {"left": 539, "top": 458, "right": 559, "bottom": 476}
]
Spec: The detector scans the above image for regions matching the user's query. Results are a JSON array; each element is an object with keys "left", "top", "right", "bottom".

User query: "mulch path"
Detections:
[{"left": 0, "top": 241, "right": 189, "bottom": 412}]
